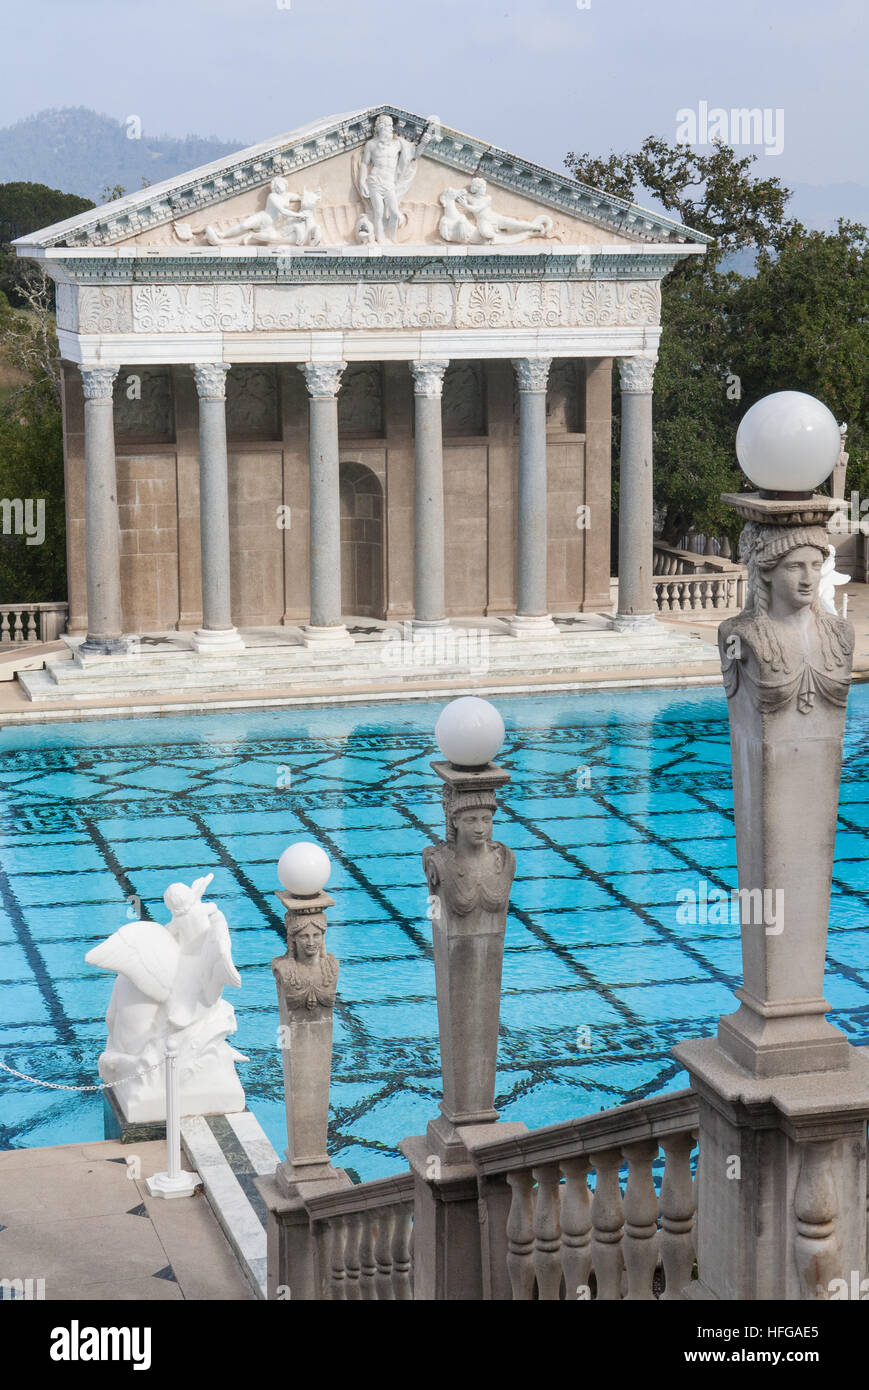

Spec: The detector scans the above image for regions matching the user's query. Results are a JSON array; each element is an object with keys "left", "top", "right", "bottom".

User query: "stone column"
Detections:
[
  {"left": 674, "top": 489, "right": 869, "bottom": 1300},
  {"left": 191, "top": 363, "right": 244, "bottom": 653},
  {"left": 79, "top": 366, "right": 126, "bottom": 654},
  {"left": 615, "top": 354, "right": 658, "bottom": 630},
  {"left": 410, "top": 360, "right": 449, "bottom": 630},
  {"left": 400, "top": 747, "right": 527, "bottom": 1299},
  {"left": 299, "top": 361, "right": 353, "bottom": 646},
  {"left": 509, "top": 357, "right": 557, "bottom": 637}
]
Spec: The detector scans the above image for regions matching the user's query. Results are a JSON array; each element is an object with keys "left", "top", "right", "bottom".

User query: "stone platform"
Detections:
[{"left": 17, "top": 613, "right": 719, "bottom": 711}]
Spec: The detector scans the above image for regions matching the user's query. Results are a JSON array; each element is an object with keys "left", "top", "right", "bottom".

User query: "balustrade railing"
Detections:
[
  {"left": 303, "top": 1172, "right": 415, "bottom": 1301},
  {"left": 472, "top": 1089, "right": 699, "bottom": 1300},
  {"left": 653, "top": 543, "right": 746, "bottom": 614},
  {"left": 0, "top": 602, "right": 68, "bottom": 644}
]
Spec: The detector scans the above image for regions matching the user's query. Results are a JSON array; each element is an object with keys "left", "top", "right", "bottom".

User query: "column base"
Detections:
[
  {"left": 274, "top": 1157, "right": 348, "bottom": 1198},
  {"left": 717, "top": 993, "right": 850, "bottom": 1078},
  {"left": 145, "top": 1168, "right": 200, "bottom": 1200},
  {"left": 613, "top": 612, "right": 661, "bottom": 633},
  {"left": 507, "top": 613, "right": 559, "bottom": 638},
  {"left": 192, "top": 626, "right": 246, "bottom": 654},
  {"left": 410, "top": 617, "right": 450, "bottom": 633},
  {"left": 301, "top": 624, "right": 355, "bottom": 648},
  {"left": 79, "top": 634, "right": 136, "bottom": 656}
]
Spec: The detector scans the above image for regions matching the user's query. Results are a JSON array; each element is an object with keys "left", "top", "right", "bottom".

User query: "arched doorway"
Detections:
[{"left": 340, "top": 462, "right": 385, "bottom": 620}]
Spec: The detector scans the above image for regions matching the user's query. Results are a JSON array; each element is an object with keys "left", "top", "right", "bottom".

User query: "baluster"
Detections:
[
  {"left": 505, "top": 1169, "right": 536, "bottom": 1299},
  {"left": 0, "top": 612, "right": 9, "bottom": 643},
  {"left": 794, "top": 1142, "right": 842, "bottom": 1299},
  {"left": 659, "top": 1132, "right": 696, "bottom": 1300},
  {"left": 25, "top": 609, "right": 38, "bottom": 642},
  {"left": 358, "top": 1211, "right": 377, "bottom": 1300},
  {"left": 374, "top": 1207, "right": 395, "bottom": 1300},
  {"left": 670, "top": 583, "right": 682, "bottom": 613},
  {"left": 343, "top": 1211, "right": 362, "bottom": 1300},
  {"left": 657, "top": 582, "right": 669, "bottom": 613},
  {"left": 329, "top": 1215, "right": 347, "bottom": 1301},
  {"left": 590, "top": 1148, "right": 625, "bottom": 1299},
  {"left": 12, "top": 610, "right": 24, "bottom": 642},
  {"left": 531, "top": 1164, "right": 563, "bottom": 1300},
  {"left": 621, "top": 1139, "right": 660, "bottom": 1299},
  {"left": 560, "top": 1157, "right": 592, "bottom": 1300},
  {"left": 720, "top": 536, "right": 732, "bottom": 560},
  {"left": 391, "top": 1203, "right": 413, "bottom": 1300}
]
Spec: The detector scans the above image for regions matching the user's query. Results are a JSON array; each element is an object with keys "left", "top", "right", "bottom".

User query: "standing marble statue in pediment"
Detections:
[{"left": 356, "top": 114, "right": 439, "bottom": 244}]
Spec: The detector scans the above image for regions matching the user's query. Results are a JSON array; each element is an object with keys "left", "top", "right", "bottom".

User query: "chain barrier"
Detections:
[{"left": 0, "top": 1055, "right": 167, "bottom": 1094}]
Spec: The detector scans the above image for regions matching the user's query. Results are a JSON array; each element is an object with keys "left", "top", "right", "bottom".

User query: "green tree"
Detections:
[
  {"left": 565, "top": 139, "right": 793, "bottom": 545},
  {"left": 0, "top": 181, "right": 94, "bottom": 307},
  {"left": 0, "top": 379, "right": 66, "bottom": 603}
]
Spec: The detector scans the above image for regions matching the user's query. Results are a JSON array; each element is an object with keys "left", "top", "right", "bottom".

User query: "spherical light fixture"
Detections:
[
  {"left": 277, "top": 842, "right": 331, "bottom": 896},
  {"left": 735, "top": 391, "right": 841, "bottom": 495},
  {"left": 435, "top": 696, "right": 505, "bottom": 768}
]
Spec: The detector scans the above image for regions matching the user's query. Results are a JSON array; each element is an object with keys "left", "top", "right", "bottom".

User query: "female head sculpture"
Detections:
[
  {"left": 443, "top": 787, "right": 497, "bottom": 846},
  {"left": 738, "top": 522, "right": 848, "bottom": 675}
]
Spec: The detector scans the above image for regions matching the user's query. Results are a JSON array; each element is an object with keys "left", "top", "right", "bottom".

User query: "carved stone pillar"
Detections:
[
  {"left": 509, "top": 357, "right": 557, "bottom": 636},
  {"left": 615, "top": 354, "right": 658, "bottom": 630},
  {"left": 191, "top": 363, "right": 244, "bottom": 653},
  {"left": 674, "top": 486, "right": 869, "bottom": 1300},
  {"left": 299, "top": 361, "right": 353, "bottom": 646},
  {"left": 400, "top": 737, "right": 527, "bottom": 1299},
  {"left": 79, "top": 366, "right": 126, "bottom": 654},
  {"left": 410, "top": 360, "right": 449, "bottom": 630}
]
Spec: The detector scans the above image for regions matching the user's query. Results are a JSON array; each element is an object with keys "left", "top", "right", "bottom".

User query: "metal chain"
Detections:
[{"left": 0, "top": 1055, "right": 167, "bottom": 1094}]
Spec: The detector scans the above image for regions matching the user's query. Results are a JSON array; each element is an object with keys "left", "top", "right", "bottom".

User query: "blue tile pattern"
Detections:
[{"left": 1, "top": 686, "right": 869, "bottom": 1181}]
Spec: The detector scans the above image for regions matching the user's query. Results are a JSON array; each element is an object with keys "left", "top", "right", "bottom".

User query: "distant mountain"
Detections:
[{"left": 0, "top": 108, "right": 249, "bottom": 204}]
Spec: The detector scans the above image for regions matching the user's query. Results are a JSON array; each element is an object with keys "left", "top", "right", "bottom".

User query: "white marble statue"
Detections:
[
  {"left": 191, "top": 178, "right": 323, "bottom": 247},
  {"left": 439, "top": 178, "right": 554, "bottom": 245},
  {"left": 818, "top": 544, "right": 850, "bottom": 615},
  {"left": 86, "top": 874, "right": 247, "bottom": 1123},
  {"left": 355, "top": 114, "right": 439, "bottom": 243}
]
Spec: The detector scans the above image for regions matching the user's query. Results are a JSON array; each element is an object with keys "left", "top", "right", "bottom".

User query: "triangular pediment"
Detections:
[{"left": 15, "top": 106, "right": 710, "bottom": 256}]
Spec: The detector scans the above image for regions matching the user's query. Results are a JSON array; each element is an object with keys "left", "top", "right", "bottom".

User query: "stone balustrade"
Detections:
[
  {"left": 0, "top": 602, "right": 68, "bottom": 644},
  {"left": 652, "top": 542, "right": 746, "bottom": 613},
  {"left": 301, "top": 1173, "right": 414, "bottom": 1301}
]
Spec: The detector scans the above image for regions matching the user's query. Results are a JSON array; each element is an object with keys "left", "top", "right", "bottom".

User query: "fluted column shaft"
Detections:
[
  {"left": 299, "top": 362, "right": 352, "bottom": 644},
  {"left": 509, "top": 358, "right": 557, "bottom": 636},
  {"left": 615, "top": 355, "right": 657, "bottom": 628},
  {"left": 192, "top": 363, "right": 243, "bottom": 652},
  {"left": 80, "top": 366, "right": 125, "bottom": 653},
  {"left": 410, "top": 360, "right": 449, "bottom": 628}
]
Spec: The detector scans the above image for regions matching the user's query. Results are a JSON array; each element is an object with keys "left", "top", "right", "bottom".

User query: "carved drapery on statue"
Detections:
[{"left": 719, "top": 522, "right": 853, "bottom": 715}]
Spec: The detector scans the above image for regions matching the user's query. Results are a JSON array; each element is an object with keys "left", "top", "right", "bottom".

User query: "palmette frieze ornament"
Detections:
[
  {"left": 79, "top": 366, "right": 118, "bottom": 399},
  {"left": 719, "top": 522, "right": 853, "bottom": 715},
  {"left": 192, "top": 362, "right": 231, "bottom": 399},
  {"left": 513, "top": 357, "right": 552, "bottom": 393},
  {"left": 298, "top": 361, "right": 346, "bottom": 398},
  {"left": 132, "top": 285, "right": 254, "bottom": 333},
  {"left": 618, "top": 354, "right": 657, "bottom": 393},
  {"left": 410, "top": 360, "right": 449, "bottom": 398}
]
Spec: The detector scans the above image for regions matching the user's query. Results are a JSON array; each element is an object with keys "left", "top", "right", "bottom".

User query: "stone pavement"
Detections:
[{"left": 0, "top": 1138, "right": 254, "bottom": 1301}]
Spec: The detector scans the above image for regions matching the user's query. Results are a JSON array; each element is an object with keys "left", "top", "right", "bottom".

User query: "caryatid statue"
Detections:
[
  {"left": 355, "top": 113, "right": 439, "bottom": 244},
  {"left": 86, "top": 874, "right": 247, "bottom": 1123},
  {"left": 423, "top": 772, "right": 515, "bottom": 1133}
]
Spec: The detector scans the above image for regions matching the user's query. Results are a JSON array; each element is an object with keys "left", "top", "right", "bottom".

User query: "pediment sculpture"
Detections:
[
  {"left": 86, "top": 873, "right": 247, "bottom": 1121},
  {"left": 719, "top": 524, "right": 853, "bottom": 715},
  {"left": 439, "top": 179, "right": 555, "bottom": 245},
  {"left": 352, "top": 112, "right": 440, "bottom": 243},
  {"left": 175, "top": 177, "right": 323, "bottom": 248}
]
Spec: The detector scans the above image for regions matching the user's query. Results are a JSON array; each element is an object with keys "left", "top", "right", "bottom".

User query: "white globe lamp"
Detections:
[
  {"left": 435, "top": 696, "right": 505, "bottom": 769},
  {"left": 277, "top": 841, "right": 331, "bottom": 897},
  {"left": 735, "top": 391, "right": 841, "bottom": 496}
]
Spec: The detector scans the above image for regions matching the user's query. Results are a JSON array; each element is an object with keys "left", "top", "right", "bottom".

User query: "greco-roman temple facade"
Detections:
[{"left": 16, "top": 106, "right": 711, "bottom": 697}]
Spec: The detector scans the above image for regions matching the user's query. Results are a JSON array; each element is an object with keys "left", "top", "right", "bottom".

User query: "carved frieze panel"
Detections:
[
  {"left": 132, "top": 285, "right": 254, "bottom": 332},
  {"left": 226, "top": 365, "right": 280, "bottom": 441},
  {"left": 338, "top": 363, "right": 384, "bottom": 435},
  {"left": 77, "top": 286, "right": 134, "bottom": 333},
  {"left": 442, "top": 362, "right": 486, "bottom": 436},
  {"left": 568, "top": 281, "right": 661, "bottom": 326},
  {"left": 54, "top": 282, "right": 78, "bottom": 331},
  {"left": 113, "top": 366, "right": 174, "bottom": 443}
]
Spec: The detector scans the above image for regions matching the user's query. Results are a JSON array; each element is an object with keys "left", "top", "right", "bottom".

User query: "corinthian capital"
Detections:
[
  {"left": 618, "top": 354, "right": 657, "bottom": 394},
  {"left": 512, "top": 357, "right": 552, "bottom": 393},
  {"left": 79, "top": 366, "right": 118, "bottom": 400},
  {"left": 192, "top": 363, "right": 231, "bottom": 399},
  {"left": 410, "top": 360, "right": 449, "bottom": 398},
  {"left": 299, "top": 361, "right": 347, "bottom": 399}
]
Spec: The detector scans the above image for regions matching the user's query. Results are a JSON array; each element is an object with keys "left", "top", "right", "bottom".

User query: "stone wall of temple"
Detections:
[{"left": 60, "top": 357, "right": 612, "bottom": 632}]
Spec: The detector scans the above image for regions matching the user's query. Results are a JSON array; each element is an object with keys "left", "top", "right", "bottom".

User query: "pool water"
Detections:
[{"left": 2, "top": 686, "right": 869, "bottom": 1182}]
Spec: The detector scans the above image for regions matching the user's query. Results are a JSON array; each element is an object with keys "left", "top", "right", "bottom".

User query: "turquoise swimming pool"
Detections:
[{"left": 2, "top": 686, "right": 869, "bottom": 1181}]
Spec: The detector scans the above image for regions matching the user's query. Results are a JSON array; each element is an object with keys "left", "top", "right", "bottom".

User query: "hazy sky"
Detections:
[{"left": 3, "top": 0, "right": 867, "bottom": 188}]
